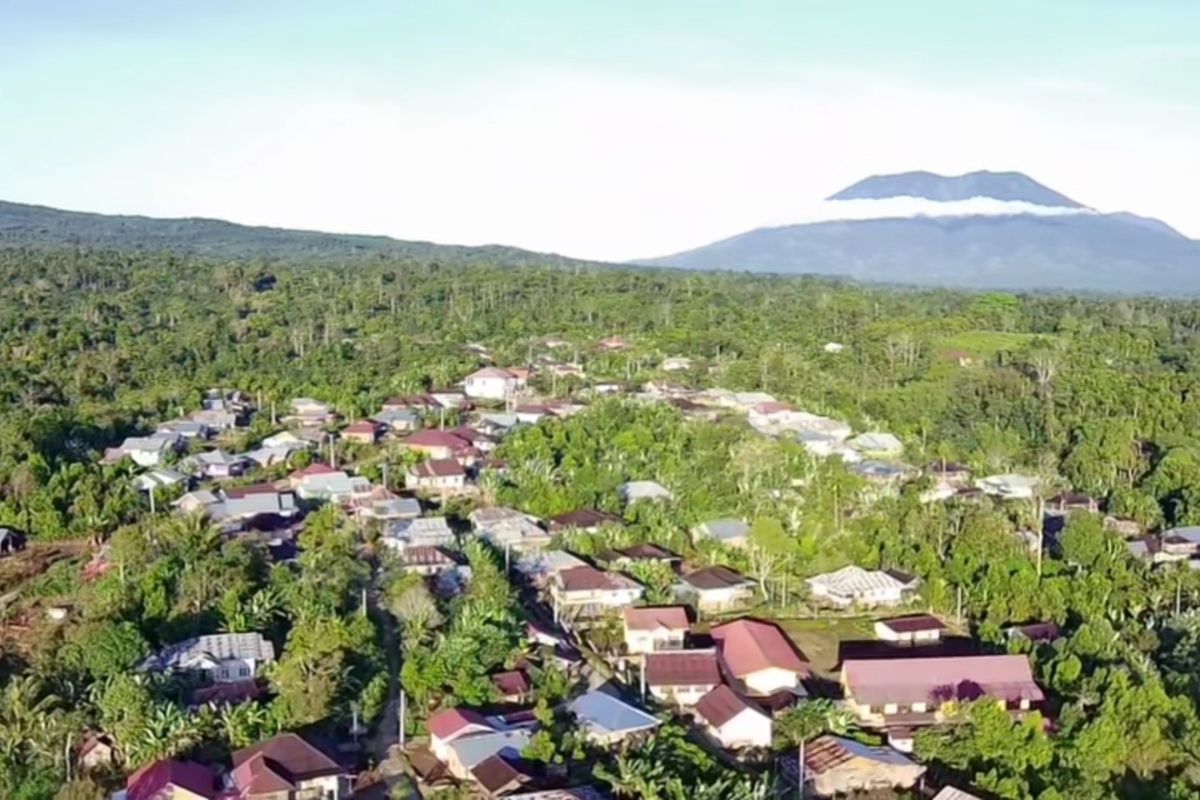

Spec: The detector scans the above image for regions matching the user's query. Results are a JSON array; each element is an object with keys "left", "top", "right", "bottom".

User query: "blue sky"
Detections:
[{"left": 2, "top": 1, "right": 1198, "bottom": 258}]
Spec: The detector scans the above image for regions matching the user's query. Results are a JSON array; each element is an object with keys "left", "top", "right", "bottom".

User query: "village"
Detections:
[{"left": 6, "top": 334, "right": 1181, "bottom": 800}]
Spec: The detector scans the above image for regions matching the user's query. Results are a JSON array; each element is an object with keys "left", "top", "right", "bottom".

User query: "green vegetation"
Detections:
[{"left": 4, "top": 246, "right": 1200, "bottom": 797}]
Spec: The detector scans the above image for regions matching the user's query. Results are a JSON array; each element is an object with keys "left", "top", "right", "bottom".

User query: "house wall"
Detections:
[
  {"left": 295, "top": 774, "right": 347, "bottom": 799},
  {"left": 212, "top": 657, "right": 256, "bottom": 683},
  {"left": 464, "top": 376, "right": 513, "bottom": 400},
  {"left": 811, "top": 762, "right": 924, "bottom": 796},
  {"left": 742, "top": 667, "right": 799, "bottom": 696},
  {"left": 692, "top": 586, "right": 752, "bottom": 612},
  {"left": 710, "top": 709, "right": 772, "bottom": 749},
  {"left": 625, "top": 629, "right": 685, "bottom": 655},
  {"left": 649, "top": 683, "right": 715, "bottom": 706}
]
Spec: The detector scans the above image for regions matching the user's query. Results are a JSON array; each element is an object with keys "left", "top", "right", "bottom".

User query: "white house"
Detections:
[
  {"left": 874, "top": 615, "right": 946, "bottom": 644},
  {"left": 976, "top": 474, "right": 1039, "bottom": 500},
  {"left": 807, "top": 566, "right": 918, "bottom": 608},
  {"left": 551, "top": 566, "right": 644, "bottom": 622},
  {"left": 406, "top": 458, "right": 468, "bottom": 494},
  {"left": 645, "top": 649, "right": 722, "bottom": 706},
  {"left": 848, "top": 432, "right": 904, "bottom": 457},
  {"left": 230, "top": 733, "right": 352, "bottom": 800},
  {"left": 623, "top": 606, "right": 690, "bottom": 654},
  {"left": 464, "top": 367, "right": 527, "bottom": 401},
  {"left": 138, "top": 632, "right": 274, "bottom": 683},
  {"left": 105, "top": 433, "right": 184, "bottom": 467},
  {"left": 711, "top": 618, "right": 810, "bottom": 697},
  {"left": 693, "top": 685, "right": 773, "bottom": 749},
  {"left": 676, "top": 566, "right": 756, "bottom": 613},
  {"left": 618, "top": 480, "right": 673, "bottom": 504}
]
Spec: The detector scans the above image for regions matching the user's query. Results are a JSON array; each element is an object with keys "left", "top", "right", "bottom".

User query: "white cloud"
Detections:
[{"left": 9, "top": 68, "right": 1199, "bottom": 260}]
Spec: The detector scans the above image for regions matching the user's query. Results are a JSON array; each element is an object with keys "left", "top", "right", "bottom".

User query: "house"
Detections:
[
  {"left": 491, "top": 669, "right": 533, "bottom": 704},
  {"left": 401, "top": 430, "right": 472, "bottom": 460},
  {"left": 472, "top": 507, "right": 551, "bottom": 551},
  {"left": 464, "top": 367, "right": 527, "bottom": 401},
  {"left": 806, "top": 566, "right": 919, "bottom": 608},
  {"left": 693, "top": 685, "right": 772, "bottom": 749},
  {"left": 514, "top": 404, "right": 555, "bottom": 425},
  {"left": 341, "top": 419, "right": 381, "bottom": 445},
  {"left": 933, "top": 788, "right": 982, "bottom": 800},
  {"left": 676, "top": 566, "right": 755, "bottom": 612},
  {"left": 372, "top": 408, "right": 421, "bottom": 433},
  {"left": 841, "top": 654, "right": 1044, "bottom": 728},
  {"left": 926, "top": 461, "right": 973, "bottom": 487},
  {"left": 448, "top": 729, "right": 532, "bottom": 781},
  {"left": 189, "top": 679, "right": 262, "bottom": 708},
  {"left": 797, "top": 431, "right": 861, "bottom": 462},
  {"left": 568, "top": 688, "right": 661, "bottom": 744},
  {"left": 471, "top": 754, "right": 534, "bottom": 797},
  {"left": 230, "top": 732, "right": 352, "bottom": 800},
  {"left": 748, "top": 401, "right": 794, "bottom": 427},
  {"left": 210, "top": 486, "right": 299, "bottom": 527},
  {"left": 850, "top": 460, "right": 918, "bottom": 488},
  {"left": 430, "top": 388, "right": 470, "bottom": 409},
  {"left": 693, "top": 518, "right": 751, "bottom": 548},
  {"left": 514, "top": 550, "right": 589, "bottom": 586},
  {"left": 104, "top": 432, "right": 184, "bottom": 467},
  {"left": 0, "top": 527, "right": 26, "bottom": 556},
  {"left": 284, "top": 397, "right": 336, "bottom": 426},
  {"left": 406, "top": 458, "right": 468, "bottom": 494},
  {"left": 823, "top": 342, "right": 845, "bottom": 354},
  {"left": 384, "top": 516, "right": 456, "bottom": 548},
  {"left": 1004, "top": 621, "right": 1061, "bottom": 643},
  {"left": 382, "top": 394, "right": 440, "bottom": 413},
  {"left": 294, "top": 470, "right": 372, "bottom": 503},
  {"left": 396, "top": 545, "right": 460, "bottom": 576},
  {"left": 1104, "top": 515, "right": 1143, "bottom": 538},
  {"left": 191, "top": 408, "right": 241, "bottom": 431},
  {"left": 139, "top": 632, "right": 274, "bottom": 683},
  {"left": 1045, "top": 491, "right": 1099, "bottom": 514},
  {"left": 428, "top": 708, "right": 498, "bottom": 763},
  {"left": 77, "top": 732, "right": 115, "bottom": 771},
  {"left": 551, "top": 566, "right": 644, "bottom": 622},
  {"left": 183, "top": 449, "right": 250, "bottom": 479},
  {"left": 875, "top": 615, "right": 946, "bottom": 644},
  {"left": 661, "top": 356, "right": 693, "bottom": 372},
  {"left": 800, "top": 735, "right": 926, "bottom": 797},
  {"left": 618, "top": 480, "right": 673, "bottom": 504},
  {"left": 848, "top": 432, "right": 904, "bottom": 457},
  {"left": 710, "top": 618, "right": 810, "bottom": 696},
  {"left": 241, "top": 445, "right": 298, "bottom": 469},
  {"left": 121, "top": 758, "right": 217, "bottom": 800},
  {"left": 976, "top": 473, "right": 1039, "bottom": 500},
  {"left": 156, "top": 420, "right": 214, "bottom": 440},
  {"left": 174, "top": 490, "right": 220, "bottom": 515},
  {"left": 600, "top": 543, "right": 681, "bottom": 570},
  {"left": 645, "top": 649, "right": 722, "bottom": 706},
  {"left": 731, "top": 391, "right": 777, "bottom": 410},
  {"left": 349, "top": 487, "right": 421, "bottom": 521},
  {"left": 623, "top": 606, "right": 690, "bottom": 654},
  {"left": 598, "top": 335, "right": 629, "bottom": 352},
  {"left": 549, "top": 509, "right": 624, "bottom": 533},
  {"left": 134, "top": 467, "right": 189, "bottom": 493}
]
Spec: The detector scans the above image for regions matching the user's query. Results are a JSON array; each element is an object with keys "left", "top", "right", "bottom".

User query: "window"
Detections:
[
  {"left": 911, "top": 701, "right": 927, "bottom": 713},
  {"left": 883, "top": 703, "right": 898, "bottom": 714},
  {"left": 239, "top": 665, "right": 251, "bottom": 677}
]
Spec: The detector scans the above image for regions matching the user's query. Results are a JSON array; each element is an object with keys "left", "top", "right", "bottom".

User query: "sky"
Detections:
[{"left": 2, "top": 0, "right": 1199, "bottom": 260}]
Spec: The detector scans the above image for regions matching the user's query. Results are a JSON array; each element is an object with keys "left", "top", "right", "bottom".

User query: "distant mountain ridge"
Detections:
[
  {"left": 829, "top": 170, "right": 1084, "bottom": 208},
  {"left": 0, "top": 199, "right": 589, "bottom": 267},
  {"left": 644, "top": 170, "right": 1200, "bottom": 294}
]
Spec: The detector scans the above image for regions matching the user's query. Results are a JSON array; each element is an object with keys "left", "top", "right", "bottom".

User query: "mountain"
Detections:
[
  {"left": 644, "top": 171, "right": 1200, "bottom": 294},
  {"left": 0, "top": 199, "right": 589, "bottom": 268}
]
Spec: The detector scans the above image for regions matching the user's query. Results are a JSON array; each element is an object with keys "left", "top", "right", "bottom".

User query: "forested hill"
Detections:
[{"left": 0, "top": 199, "right": 593, "bottom": 267}]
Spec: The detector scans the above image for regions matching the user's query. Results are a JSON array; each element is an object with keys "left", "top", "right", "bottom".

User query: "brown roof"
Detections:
[
  {"left": 471, "top": 755, "right": 532, "bottom": 796},
  {"left": 694, "top": 685, "right": 762, "bottom": 728},
  {"left": 403, "top": 430, "right": 471, "bottom": 449},
  {"left": 290, "top": 463, "right": 338, "bottom": 479},
  {"left": 877, "top": 615, "right": 947, "bottom": 634},
  {"left": 645, "top": 649, "right": 721, "bottom": 687},
  {"left": 426, "top": 707, "right": 495, "bottom": 741},
  {"left": 711, "top": 618, "right": 809, "bottom": 679},
  {"left": 557, "top": 566, "right": 640, "bottom": 593},
  {"left": 803, "top": 735, "right": 919, "bottom": 776},
  {"left": 491, "top": 669, "right": 533, "bottom": 698},
  {"left": 681, "top": 565, "right": 752, "bottom": 591},
  {"left": 411, "top": 458, "right": 466, "bottom": 478},
  {"left": 623, "top": 606, "right": 690, "bottom": 632},
  {"left": 190, "top": 678, "right": 262, "bottom": 707},
  {"left": 224, "top": 483, "right": 283, "bottom": 499},
  {"left": 231, "top": 733, "right": 344, "bottom": 784},
  {"left": 549, "top": 509, "right": 623, "bottom": 530},
  {"left": 343, "top": 420, "right": 379, "bottom": 434},
  {"left": 400, "top": 546, "right": 458, "bottom": 567},
  {"left": 127, "top": 759, "right": 216, "bottom": 800},
  {"left": 618, "top": 543, "right": 679, "bottom": 561},
  {"left": 842, "top": 655, "right": 1044, "bottom": 707}
]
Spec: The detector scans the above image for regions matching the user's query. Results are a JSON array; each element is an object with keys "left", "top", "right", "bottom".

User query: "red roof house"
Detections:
[
  {"left": 126, "top": 759, "right": 218, "bottom": 800},
  {"left": 645, "top": 649, "right": 722, "bottom": 706},
  {"left": 230, "top": 733, "right": 349, "bottom": 800},
  {"left": 711, "top": 618, "right": 810, "bottom": 696}
]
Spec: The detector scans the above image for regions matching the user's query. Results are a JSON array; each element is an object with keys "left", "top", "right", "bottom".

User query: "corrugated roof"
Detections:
[
  {"left": 645, "top": 649, "right": 721, "bottom": 687},
  {"left": 681, "top": 565, "right": 752, "bottom": 591},
  {"left": 804, "top": 735, "right": 919, "bottom": 775},
  {"left": 843, "top": 654, "right": 1044, "bottom": 706},
  {"left": 427, "top": 707, "right": 495, "bottom": 741},
  {"left": 623, "top": 606, "right": 689, "bottom": 632},
  {"left": 693, "top": 684, "right": 763, "bottom": 729},
  {"left": 568, "top": 690, "right": 661, "bottom": 737},
  {"left": 711, "top": 618, "right": 809, "bottom": 678},
  {"left": 877, "top": 615, "right": 946, "bottom": 634}
]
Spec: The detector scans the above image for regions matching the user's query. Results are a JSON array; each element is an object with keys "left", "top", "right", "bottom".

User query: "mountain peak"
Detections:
[{"left": 828, "top": 170, "right": 1083, "bottom": 209}]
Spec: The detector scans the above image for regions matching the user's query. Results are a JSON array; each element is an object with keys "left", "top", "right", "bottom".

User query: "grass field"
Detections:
[
  {"left": 934, "top": 330, "right": 1052, "bottom": 360},
  {"left": 776, "top": 616, "right": 875, "bottom": 679}
]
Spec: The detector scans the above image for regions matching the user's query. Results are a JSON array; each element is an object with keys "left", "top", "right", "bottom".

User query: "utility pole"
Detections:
[
  {"left": 640, "top": 655, "right": 646, "bottom": 703},
  {"left": 797, "top": 736, "right": 806, "bottom": 799},
  {"left": 956, "top": 585, "right": 963, "bottom": 624},
  {"left": 382, "top": 462, "right": 390, "bottom": 491},
  {"left": 329, "top": 435, "right": 337, "bottom": 469},
  {"left": 149, "top": 489, "right": 156, "bottom": 515},
  {"left": 399, "top": 689, "right": 407, "bottom": 748}
]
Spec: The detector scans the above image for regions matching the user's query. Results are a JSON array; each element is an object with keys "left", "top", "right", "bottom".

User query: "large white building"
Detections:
[{"left": 464, "top": 367, "right": 527, "bottom": 401}]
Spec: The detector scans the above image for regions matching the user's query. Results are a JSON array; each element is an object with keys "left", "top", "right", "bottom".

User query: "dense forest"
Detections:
[{"left": 5, "top": 246, "right": 1200, "bottom": 798}]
